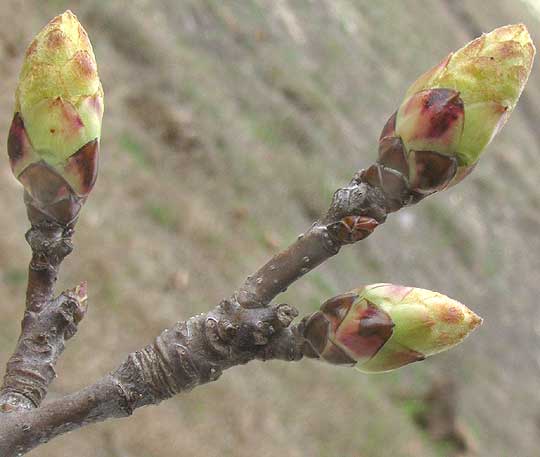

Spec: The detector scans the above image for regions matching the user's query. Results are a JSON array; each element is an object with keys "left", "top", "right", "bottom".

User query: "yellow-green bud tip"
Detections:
[
  {"left": 8, "top": 11, "right": 103, "bottom": 224},
  {"left": 371, "top": 25, "right": 534, "bottom": 203},
  {"left": 14, "top": 10, "right": 103, "bottom": 165},
  {"left": 302, "top": 284, "right": 482, "bottom": 373},
  {"left": 402, "top": 24, "right": 535, "bottom": 168},
  {"left": 357, "top": 284, "right": 482, "bottom": 372}
]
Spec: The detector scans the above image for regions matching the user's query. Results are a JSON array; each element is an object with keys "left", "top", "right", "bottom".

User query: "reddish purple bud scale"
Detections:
[
  {"left": 378, "top": 137, "right": 409, "bottom": 177},
  {"left": 7, "top": 114, "right": 26, "bottom": 165},
  {"left": 361, "top": 88, "right": 468, "bottom": 210},
  {"left": 303, "top": 284, "right": 482, "bottom": 373},
  {"left": 379, "top": 111, "right": 397, "bottom": 141},
  {"left": 362, "top": 342, "right": 425, "bottom": 372},
  {"left": 63, "top": 139, "right": 99, "bottom": 196},
  {"left": 360, "top": 164, "right": 410, "bottom": 212},
  {"left": 367, "top": 24, "right": 535, "bottom": 203},
  {"left": 319, "top": 343, "right": 356, "bottom": 365},
  {"left": 303, "top": 311, "right": 330, "bottom": 355},
  {"left": 8, "top": 11, "right": 103, "bottom": 225},
  {"left": 304, "top": 293, "right": 395, "bottom": 367},
  {"left": 399, "top": 89, "right": 464, "bottom": 150},
  {"left": 408, "top": 150, "right": 457, "bottom": 195},
  {"left": 302, "top": 311, "right": 356, "bottom": 365},
  {"left": 19, "top": 163, "right": 71, "bottom": 206},
  {"left": 333, "top": 303, "right": 393, "bottom": 361},
  {"left": 320, "top": 292, "right": 356, "bottom": 327},
  {"left": 7, "top": 114, "right": 39, "bottom": 178},
  {"left": 329, "top": 216, "right": 380, "bottom": 244},
  {"left": 9, "top": 119, "right": 98, "bottom": 224}
]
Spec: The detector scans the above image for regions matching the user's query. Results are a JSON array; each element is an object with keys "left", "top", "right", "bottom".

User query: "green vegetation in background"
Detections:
[
  {"left": 145, "top": 203, "right": 179, "bottom": 231},
  {"left": 3, "top": 268, "right": 27, "bottom": 287},
  {"left": 120, "top": 133, "right": 149, "bottom": 168}
]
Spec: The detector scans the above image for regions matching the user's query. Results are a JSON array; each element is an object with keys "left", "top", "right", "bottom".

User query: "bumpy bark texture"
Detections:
[
  {"left": 0, "top": 219, "right": 83, "bottom": 412},
  {"left": 0, "top": 170, "right": 412, "bottom": 456}
]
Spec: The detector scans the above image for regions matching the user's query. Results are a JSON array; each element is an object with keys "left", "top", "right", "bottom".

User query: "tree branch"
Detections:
[
  {"left": 0, "top": 300, "right": 305, "bottom": 456},
  {"left": 0, "top": 11, "right": 530, "bottom": 456},
  {"left": 0, "top": 217, "right": 85, "bottom": 412},
  {"left": 0, "top": 173, "right": 418, "bottom": 456},
  {"left": 237, "top": 175, "right": 389, "bottom": 308}
]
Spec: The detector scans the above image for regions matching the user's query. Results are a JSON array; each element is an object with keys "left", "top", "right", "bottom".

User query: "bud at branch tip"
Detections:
[
  {"left": 7, "top": 10, "right": 103, "bottom": 225},
  {"left": 362, "top": 24, "right": 534, "bottom": 209}
]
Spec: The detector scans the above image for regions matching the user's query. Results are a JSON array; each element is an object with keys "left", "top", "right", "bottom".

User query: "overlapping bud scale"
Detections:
[
  {"left": 362, "top": 24, "right": 534, "bottom": 210},
  {"left": 303, "top": 284, "right": 482, "bottom": 373},
  {"left": 7, "top": 11, "right": 103, "bottom": 224}
]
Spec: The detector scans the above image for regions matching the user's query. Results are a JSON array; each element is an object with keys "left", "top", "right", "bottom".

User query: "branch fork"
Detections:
[
  {"left": 0, "top": 160, "right": 481, "bottom": 456},
  {"left": 1, "top": 14, "right": 533, "bottom": 457},
  {"left": 0, "top": 220, "right": 87, "bottom": 413}
]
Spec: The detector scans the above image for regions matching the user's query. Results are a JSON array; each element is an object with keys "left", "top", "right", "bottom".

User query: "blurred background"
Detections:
[{"left": 1, "top": 1, "right": 540, "bottom": 456}]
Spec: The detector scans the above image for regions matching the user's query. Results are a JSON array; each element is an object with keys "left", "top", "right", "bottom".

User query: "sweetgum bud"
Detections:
[
  {"left": 403, "top": 24, "right": 534, "bottom": 169},
  {"left": 7, "top": 11, "right": 103, "bottom": 224},
  {"left": 363, "top": 25, "right": 534, "bottom": 208},
  {"left": 303, "top": 284, "right": 482, "bottom": 373}
]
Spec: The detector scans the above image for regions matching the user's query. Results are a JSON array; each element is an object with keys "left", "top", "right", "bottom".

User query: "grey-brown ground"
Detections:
[{"left": 1, "top": 1, "right": 539, "bottom": 456}]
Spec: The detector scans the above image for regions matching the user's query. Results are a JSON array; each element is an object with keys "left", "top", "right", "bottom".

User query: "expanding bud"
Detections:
[
  {"left": 7, "top": 10, "right": 103, "bottom": 224},
  {"left": 302, "top": 284, "right": 482, "bottom": 373},
  {"left": 363, "top": 24, "right": 534, "bottom": 208}
]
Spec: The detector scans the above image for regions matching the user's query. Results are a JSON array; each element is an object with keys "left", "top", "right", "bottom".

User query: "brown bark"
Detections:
[
  {"left": 0, "top": 218, "right": 83, "bottom": 412},
  {"left": 0, "top": 170, "right": 413, "bottom": 457}
]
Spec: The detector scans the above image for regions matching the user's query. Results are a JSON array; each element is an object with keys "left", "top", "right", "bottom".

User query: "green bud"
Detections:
[
  {"left": 302, "top": 284, "right": 482, "bottom": 373},
  {"left": 7, "top": 11, "right": 103, "bottom": 224},
  {"left": 362, "top": 25, "right": 534, "bottom": 207},
  {"left": 403, "top": 24, "right": 534, "bottom": 168}
]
